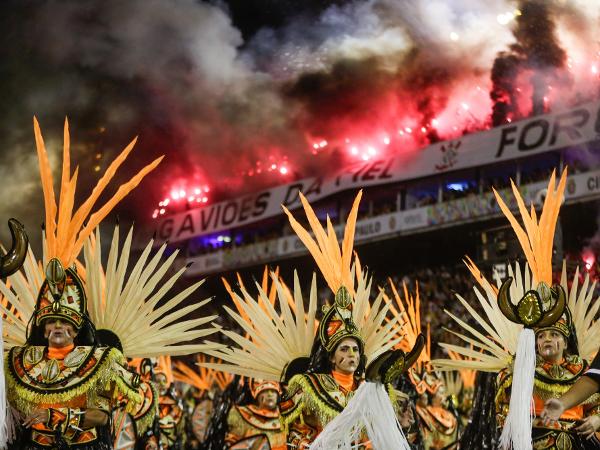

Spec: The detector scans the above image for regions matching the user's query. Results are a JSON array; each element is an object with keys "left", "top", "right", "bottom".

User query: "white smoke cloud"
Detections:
[{"left": 34, "top": 0, "right": 247, "bottom": 89}]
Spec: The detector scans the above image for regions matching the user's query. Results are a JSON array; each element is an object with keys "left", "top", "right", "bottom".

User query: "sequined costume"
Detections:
[
  {"left": 411, "top": 371, "right": 458, "bottom": 450},
  {"left": 5, "top": 254, "right": 142, "bottom": 449}
]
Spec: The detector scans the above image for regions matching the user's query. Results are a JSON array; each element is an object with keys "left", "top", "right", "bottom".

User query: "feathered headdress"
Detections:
[
  {"left": 0, "top": 119, "right": 218, "bottom": 360},
  {"left": 173, "top": 355, "right": 233, "bottom": 392},
  {"left": 35, "top": 118, "right": 162, "bottom": 267},
  {"left": 83, "top": 225, "right": 219, "bottom": 358},
  {"left": 1, "top": 118, "right": 162, "bottom": 344},
  {"left": 204, "top": 191, "right": 406, "bottom": 380}
]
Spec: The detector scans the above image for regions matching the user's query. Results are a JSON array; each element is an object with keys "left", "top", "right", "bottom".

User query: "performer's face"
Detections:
[
  {"left": 536, "top": 329, "right": 566, "bottom": 362},
  {"left": 155, "top": 373, "right": 169, "bottom": 393},
  {"left": 330, "top": 337, "right": 360, "bottom": 375},
  {"left": 44, "top": 319, "right": 75, "bottom": 348},
  {"left": 256, "top": 389, "right": 278, "bottom": 411}
]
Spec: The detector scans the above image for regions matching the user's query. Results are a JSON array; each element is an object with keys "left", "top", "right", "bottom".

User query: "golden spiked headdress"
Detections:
[
  {"left": 493, "top": 171, "right": 567, "bottom": 328},
  {"left": 283, "top": 192, "right": 364, "bottom": 352}
]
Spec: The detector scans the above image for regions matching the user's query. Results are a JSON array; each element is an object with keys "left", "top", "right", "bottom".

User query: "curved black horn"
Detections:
[
  {"left": 536, "top": 284, "right": 566, "bottom": 328},
  {"left": 404, "top": 333, "right": 426, "bottom": 370},
  {"left": 498, "top": 277, "right": 519, "bottom": 324},
  {"left": 0, "top": 219, "right": 28, "bottom": 278}
]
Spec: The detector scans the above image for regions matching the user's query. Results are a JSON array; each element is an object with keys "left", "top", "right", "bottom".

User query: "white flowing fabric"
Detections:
[
  {"left": 310, "top": 381, "right": 411, "bottom": 450},
  {"left": 499, "top": 328, "right": 535, "bottom": 450},
  {"left": 0, "top": 318, "right": 15, "bottom": 449}
]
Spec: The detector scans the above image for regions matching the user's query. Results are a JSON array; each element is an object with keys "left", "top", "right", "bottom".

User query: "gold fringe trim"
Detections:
[
  {"left": 496, "top": 371, "right": 600, "bottom": 405},
  {"left": 6, "top": 346, "right": 142, "bottom": 415},
  {"left": 280, "top": 374, "right": 343, "bottom": 430}
]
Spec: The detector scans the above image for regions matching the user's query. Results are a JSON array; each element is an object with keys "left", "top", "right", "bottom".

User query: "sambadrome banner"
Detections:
[
  {"left": 184, "top": 169, "right": 600, "bottom": 275},
  {"left": 156, "top": 100, "right": 600, "bottom": 243}
]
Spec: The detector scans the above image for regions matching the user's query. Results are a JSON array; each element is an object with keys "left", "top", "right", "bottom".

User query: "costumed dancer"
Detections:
[
  {"left": 112, "top": 358, "right": 159, "bottom": 450},
  {"left": 385, "top": 281, "right": 458, "bottom": 449},
  {"left": 433, "top": 169, "right": 600, "bottom": 449},
  {"left": 149, "top": 356, "right": 186, "bottom": 450},
  {"left": 173, "top": 356, "right": 233, "bottom": 449},
  {"left": 0, "top": 119, "right": 220, "bottom": 449},
  {"left": 219, "top": 269, "right": 286, "bottom": 450},
  {"left": 197, "top": 268, "right": 286, "bottom": 450},
  {"left": 539, "top": 263, "right": 600, "bottom": 442},
  {"left": 223, "top": 379, "right": 284, "bottom": 450},
  {"left": 204, "top": 191, "right": 425, "bottom": 450}
]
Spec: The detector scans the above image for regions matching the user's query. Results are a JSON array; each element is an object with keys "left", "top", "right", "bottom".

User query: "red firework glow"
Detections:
[
  {"left": 152, "top": 184, "right": 211, "bottom": 219},
  {"left": 142, "top": 1, "right": 600, "bottom": 219},
  {"left": 240, "top": 153, "right": 292, "bottom": 180}
]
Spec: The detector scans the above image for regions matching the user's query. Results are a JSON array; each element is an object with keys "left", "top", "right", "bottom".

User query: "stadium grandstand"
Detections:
[{"left": 150, "top": 100, "right": 600, "bottom": 274}]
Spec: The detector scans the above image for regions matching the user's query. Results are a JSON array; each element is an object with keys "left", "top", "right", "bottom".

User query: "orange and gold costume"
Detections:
[
  {"left": 496, "top": 352, "right": 600, "bottom": 448},
  {"left": 225, "top": 379, "right": 285, "bottom": 450},
  {"left": 225, "top": 405, "right": 285, "bottom": 450},
  {"left": 281, "top": 371, "right": 373, "bottom": 449}
]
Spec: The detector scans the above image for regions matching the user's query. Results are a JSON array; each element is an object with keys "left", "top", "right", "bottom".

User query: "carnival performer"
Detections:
[
  {"left": 112, "top": 358, "right": 159, "bottom": 450},
  {"left": 152, "top": 357, "right": 186, "bottom": 450},
  {"left": 172, "top": 356, "right": 232, "bottom": 449},
  {"left": 385, "top": 281, "right": 458, "bottom": 449},
  {"left": 542, "top": 348, "right": 600, "bottom": 441},
  {"left": 496, "top": 307, "right": 600, "bottom": 448},
  {"left": 0, "top": 118, "right": 220, "bottom": 449},
  {"left": 204, "top": 190, "right": 424, "bottom": 450},
  {"left": 433, "top": 169, "right": 600, "bottom": 450},
  {"left": 223, "top": 379, "right": 285, "bottom": 450}
]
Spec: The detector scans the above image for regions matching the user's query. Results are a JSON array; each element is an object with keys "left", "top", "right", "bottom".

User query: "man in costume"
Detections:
[
  {"left": 495, "top": 308, "right": 600, "bottom": 448},
  {"left": 386, "top": 281, "right": 458, "bottom": 449},
  {"left": 433, "top": 170, "right": 600, "bottom": 449},
  {"left": 153, "top": 357, "right": 186, "bottom": 450},
  {"left": 281, "top": 292, "right": 396, "bottom": 449},
  {"left": 172, "top": 355, "right": 233, "bottom": 449},
  {"left": 8, "top": 258, "right": 142, "bottom": 448},
  {"left": 411, "top": 372, "right": 458, "bottom": 449},
  {"left": 1, "top": 118, "right": 220, "bottom": 449},
  {"left": 224, "top": 379, "right": 285, "bottom": 450},
  {"left": 542, "top": 350, "right": 600, "bottom": 441},
  {"left": 205, "top": 191, "right": 424, "bottom": 450}
]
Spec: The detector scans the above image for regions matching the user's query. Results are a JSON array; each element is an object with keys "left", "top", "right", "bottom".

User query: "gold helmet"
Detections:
[
  {"left": 34, "top": 258, "right": 87, "bottom": 330},
  {"left": 318, "top": 286, "right": 364, "bottom": 354}
]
